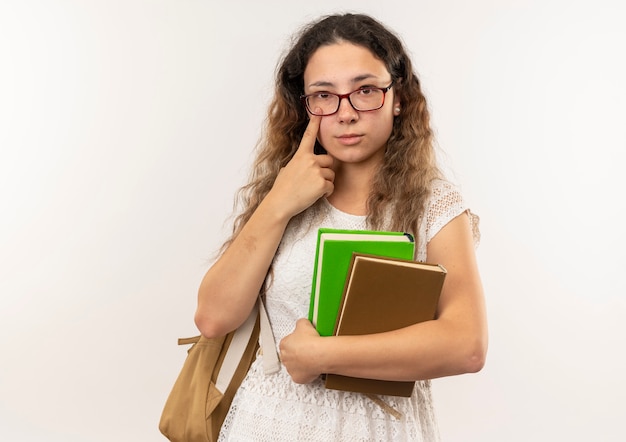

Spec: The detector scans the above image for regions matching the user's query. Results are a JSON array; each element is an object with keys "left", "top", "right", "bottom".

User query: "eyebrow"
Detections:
[{"left": 307, "top": 74, "right": 381, "bottom": 89}]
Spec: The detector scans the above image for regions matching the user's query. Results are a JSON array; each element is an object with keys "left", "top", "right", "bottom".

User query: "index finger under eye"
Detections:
[{"left": 298, "top": 112, "right": 322, "bottom": 153}]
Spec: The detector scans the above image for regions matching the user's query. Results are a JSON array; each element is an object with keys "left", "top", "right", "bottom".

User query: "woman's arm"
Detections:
[
  {"left": 280, "top": 211, "right": 488, "bottom": 383},
  {"left": 195, "top": 198, "right": 292, "bottom": 338},
  {"left": 195, "top": 114, "right": 334, "bottom": 338}
]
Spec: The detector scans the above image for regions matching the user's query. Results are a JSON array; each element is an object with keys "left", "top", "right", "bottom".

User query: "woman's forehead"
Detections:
[{"left": 304, "top": 43, "right": 390, "bottom": 89}]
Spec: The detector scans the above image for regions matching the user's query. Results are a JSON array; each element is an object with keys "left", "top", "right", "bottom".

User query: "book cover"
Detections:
[
  {"left": 324, "top": 253, "right": 446, "bottom": 397},
  {"left": 308, "top": 229, "right": 415, "bottom": 337}
]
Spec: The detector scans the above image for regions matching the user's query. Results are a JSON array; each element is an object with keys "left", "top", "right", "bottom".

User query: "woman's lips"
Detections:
[{"left": 336, "top": 134, "right": 363, "bottom": 145}]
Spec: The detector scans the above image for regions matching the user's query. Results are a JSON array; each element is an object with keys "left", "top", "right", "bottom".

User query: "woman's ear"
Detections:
[
  {"left": 393, "top": 99, "right": 401, "bottom": 116},
  {"left": 392, "top": 80, "right": 402, "bottom": 116}
]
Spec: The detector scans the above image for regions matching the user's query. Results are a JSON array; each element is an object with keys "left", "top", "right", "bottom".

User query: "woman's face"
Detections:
[{"left": 303, "top": 42, "right": 400, "bottom": 167}]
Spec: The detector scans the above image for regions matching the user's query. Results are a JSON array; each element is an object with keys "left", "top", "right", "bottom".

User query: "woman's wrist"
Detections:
[{"left": 260, "top": 190, "right": 297, "bottom": 225}]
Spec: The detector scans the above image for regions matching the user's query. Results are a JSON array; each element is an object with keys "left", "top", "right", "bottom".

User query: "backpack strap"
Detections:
[
  {"left": 215, "top": 297, "right": 279, "bottom": 393},
  {"left": 258, "top": 297, "right": 280, "bottom": 374}
]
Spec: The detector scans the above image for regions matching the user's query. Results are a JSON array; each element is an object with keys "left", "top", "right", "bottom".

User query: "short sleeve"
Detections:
[{"left": 415, "top": 180, "right": 480, "bottom": 262}]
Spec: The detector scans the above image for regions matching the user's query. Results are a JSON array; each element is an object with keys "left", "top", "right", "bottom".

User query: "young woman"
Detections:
[{"left": 195, "top": 13, "right": 487, "bottom": 441}]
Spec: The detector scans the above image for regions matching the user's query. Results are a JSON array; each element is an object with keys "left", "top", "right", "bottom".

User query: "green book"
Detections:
[{"left": 308, "top": 228, "right": 415, "bottom": 336}]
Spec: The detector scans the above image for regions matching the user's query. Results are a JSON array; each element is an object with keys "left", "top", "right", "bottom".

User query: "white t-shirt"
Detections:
[{"left": 218, "top": 180, "right": 479, "bottom": 442}]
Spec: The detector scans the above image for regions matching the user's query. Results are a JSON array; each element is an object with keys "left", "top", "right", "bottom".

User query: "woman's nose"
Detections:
[{"left": 336, "top": 96, "right": 359, "bottom": 123}]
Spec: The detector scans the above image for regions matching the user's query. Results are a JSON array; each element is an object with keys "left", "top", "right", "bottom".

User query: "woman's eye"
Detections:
[{"left": 358, "top": 88, "right": 375, "bottom": 95}]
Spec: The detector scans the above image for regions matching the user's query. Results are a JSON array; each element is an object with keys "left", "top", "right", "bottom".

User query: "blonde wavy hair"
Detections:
[{"left": 222, "top": 13, "right": 441, "bottom": 251}]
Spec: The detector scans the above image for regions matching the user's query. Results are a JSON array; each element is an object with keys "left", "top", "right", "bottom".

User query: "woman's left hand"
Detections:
[{"left": 279, "top": 318, "right": 325, "bottom": 384}]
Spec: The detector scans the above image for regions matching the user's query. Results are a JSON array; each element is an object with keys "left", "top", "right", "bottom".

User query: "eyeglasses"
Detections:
[{"left": 300, "top": 82, "right": 394, "bottom": 116}]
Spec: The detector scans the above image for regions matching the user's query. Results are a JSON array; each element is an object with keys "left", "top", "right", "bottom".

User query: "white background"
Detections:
[{"left": 1, "top": 0, "right": 625, "bottom": 441}]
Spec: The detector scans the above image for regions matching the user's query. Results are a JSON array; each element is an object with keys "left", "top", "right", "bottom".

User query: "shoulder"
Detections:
[{"left": 423, "top": 179, "right": 480, "bottom": 247}]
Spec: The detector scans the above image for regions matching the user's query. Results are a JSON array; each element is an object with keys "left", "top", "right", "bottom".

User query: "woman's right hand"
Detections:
[
  {"left": 267, "top": 113, "right": 335, "bottom": 218},
  {"left": 196, "top": 114, "right": 334, "bottom": 338}
]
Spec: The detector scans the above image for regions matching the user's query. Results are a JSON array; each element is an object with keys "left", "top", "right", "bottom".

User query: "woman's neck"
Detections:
[{"left": 326, "top": 160, "right": 378, "bottom": 216}]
